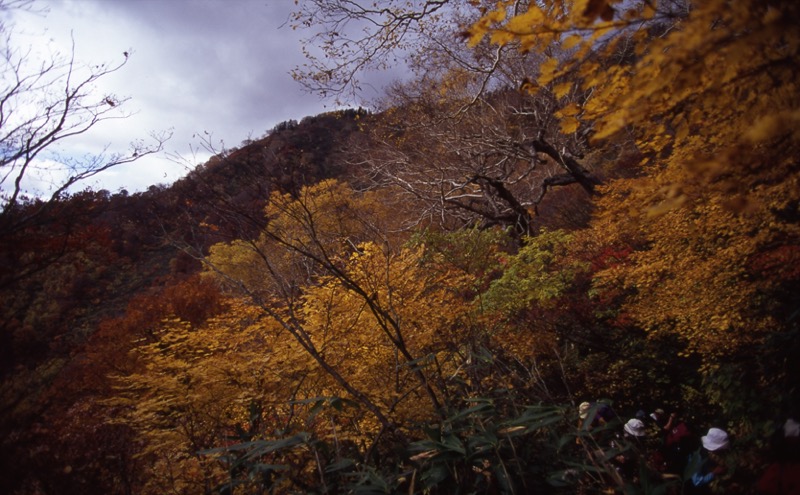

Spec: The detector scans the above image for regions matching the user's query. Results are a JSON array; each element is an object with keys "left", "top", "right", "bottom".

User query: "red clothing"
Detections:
[{"left": 757, "top": 461, "right": 800, "bottom": 495}]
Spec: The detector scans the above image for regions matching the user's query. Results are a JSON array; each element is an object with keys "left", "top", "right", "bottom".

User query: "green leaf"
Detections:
[
  {"left": 438, "top": 433, "right": 466, "bottom": 455},
  {"left": 325, "top": 458, "right": 356, "bottom": 473},
  {"left": 421, "top": 463, "right": 451, "bottom": 487},
  {"left": 446, "top": 402, "right": 495, "bottom": 424}
]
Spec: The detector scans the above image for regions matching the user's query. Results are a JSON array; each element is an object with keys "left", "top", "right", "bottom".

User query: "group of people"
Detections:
[{"left": 577, "top": 401, "right": 800, "bottom": 494}]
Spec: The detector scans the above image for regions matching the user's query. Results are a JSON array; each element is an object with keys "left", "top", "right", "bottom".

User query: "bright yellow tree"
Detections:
[
  {"left": 205, "top": 180, "right": 491, "bottom": 443},
  {"left": 109, "top": 298, "right": 321, "bottom": 494},
  {"left": 470, "top": 0, "right": 800, "bottom": 362}
]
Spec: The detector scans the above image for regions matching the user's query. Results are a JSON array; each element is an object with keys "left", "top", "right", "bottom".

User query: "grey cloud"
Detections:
[{"left": 9, "top": 0, "right": 344, "bottom": 192}]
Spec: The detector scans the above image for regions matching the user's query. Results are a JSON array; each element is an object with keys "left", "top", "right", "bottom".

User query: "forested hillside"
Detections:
[{"left": 2, "top": 0, "right": 798, "bottom": 494}]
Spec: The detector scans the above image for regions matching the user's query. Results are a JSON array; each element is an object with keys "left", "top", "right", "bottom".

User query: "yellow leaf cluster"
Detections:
[
  {"left": 299, "top": 241, "right": 472, "bottom": 423},
  {"left": 110, "top": 299, "right": 317, "bottom": 493},
  {"left": 472, "top": 0, "right": 800, "bottom": 365}
]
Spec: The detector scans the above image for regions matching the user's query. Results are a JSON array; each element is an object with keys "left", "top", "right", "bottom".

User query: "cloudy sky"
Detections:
[{"left": 5, "top": 0, "right": 384, "bottom": 194}]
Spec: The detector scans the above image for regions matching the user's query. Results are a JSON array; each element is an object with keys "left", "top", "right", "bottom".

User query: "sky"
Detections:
[{"left": 4, "top": 0, "right": 386, "bottom": 194}]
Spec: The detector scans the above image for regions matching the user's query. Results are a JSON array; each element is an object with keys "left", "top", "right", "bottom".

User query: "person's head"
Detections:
[
  {"left": 701, "top": 427, "right": 730, "bottom": 452},
  {"left": 773, "top": 418, "right": 800, "bottom": 460},
  {"left": 784, "top": 418, "right": 799, "bottom": 439},
  {"left": 649, "top": 407, "right": 665, "bottom": 422},
  {"left": 624, "top": 418, "right": 647, "bottom": 438},
  {"left": 579, "top": 402, "right": 591, "bottom": 420}
]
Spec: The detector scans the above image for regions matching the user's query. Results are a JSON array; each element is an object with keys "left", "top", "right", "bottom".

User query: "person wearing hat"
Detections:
[
  {"left": 579, "top": 402, "right": 592, "bottom": 421},
  {"left": 624, "top": 418, "right": 648, "bottom": 438},
  {"left": 661, "top": 411, "right": 698, "bottom": 475},
  {"left": 756, "top": 418, "right": 800, "bottom": 495},
  {"left": 576, "top": 401, "right": 617, "bottom": 457},
  {"left": 612, "top": 418, "right": 649, "bottom": 483},
  {"left": 650, "top": 408, "right": 678, "bottom": 435},
  {"left": 684, "top": 427, "right": 730, "bottom": 494},
  {"left": 577, "top": 401, "right": 615, "bottom": 432}
]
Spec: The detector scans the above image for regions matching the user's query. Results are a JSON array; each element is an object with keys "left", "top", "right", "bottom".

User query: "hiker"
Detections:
[
  {"left": 613, "top": 418, "right": 648, "bottom": 483},
  {"left": 624, "top": 418, "right": 648, "bottom": 439},
  {"left": 578, "top": 401, "right": 616, "bottom": 431},
  {"left": 684, "top": 427, "right": 730, "bottom": 494},
  {"left": 578, "top": 401, "right": 593, "bottom": 426},
  {"left": 756, "top": 418, "right": 800, "bottom": 495},
  {"left": 651, "top": 408, "right": 677, "bottom": 434},
  {"left": 662, "top": 412, "right": 698, "bottom": 475},
  {"left": 577, "top": 401, "right": 602, "bottom": 446}
]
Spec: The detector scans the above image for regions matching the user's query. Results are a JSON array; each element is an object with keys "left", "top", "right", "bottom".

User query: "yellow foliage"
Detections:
[
  {"left": 537, "top": 57, "right": 560, "bottom": 86},
  {"left": 556, "top": 102, "right": 581, "bottom": 117},
  {"left": 559, "top": 116, "right": 580, "bottom": 135},
  {"left": 300, "top": 241, "right": 472, "bottom": 423},
  {"left": 202, "top": 180, "right": 492, "bottom": 446},
  {"left": 468, "top": 1, "right": 509, "bottom": 47},
  {"left": 561, "top": 33, "right": 584, "bottom": 50},
  {"left": 470, "top": 0, "right": 800, "bottom": 365},
  {"left": 553, "top": 81, "right": 573, "bottom": 98},
  {"left": 110, "top": 299, "right": 303, "bottom": 493}
]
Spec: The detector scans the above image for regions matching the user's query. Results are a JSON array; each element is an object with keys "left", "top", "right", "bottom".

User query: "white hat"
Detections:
[
  {"left": 784, "top": 418, "right": 800, "bottom": 438},
  {"left": 624, "top": 418, "right": 647, "bottom": 437},
  {"left": 701, "top": 427, "right": 730, "bottom": 451},
  {"left": 579, "top": 402, "right": 591, "bottom": 419}
]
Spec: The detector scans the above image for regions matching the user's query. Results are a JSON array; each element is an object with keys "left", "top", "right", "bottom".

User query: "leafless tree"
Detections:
[
  {"left": 347, "top": 79, "right": 598, "bottom": 238},
  {"left": 0, "top": 1, "right": 168, "bottom": 238},
  {"left": 293, "top": 1, "right": 600, "bottom": 237},
  {"left": 291, "top": 0, "right": 457, "bottom": 102}
]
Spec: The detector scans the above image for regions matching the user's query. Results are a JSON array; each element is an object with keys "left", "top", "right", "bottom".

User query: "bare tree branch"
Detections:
[{"left": 0, "top": 20, "right": 170, "bottom": 237}]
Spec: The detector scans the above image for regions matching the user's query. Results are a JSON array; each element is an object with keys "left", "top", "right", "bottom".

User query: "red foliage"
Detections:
[
  {"left": 590, "top": 245, "right": 634, "bottom": 273},
  {"left": 748, "top": 244, "right": 800, "bottom": 281}
]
